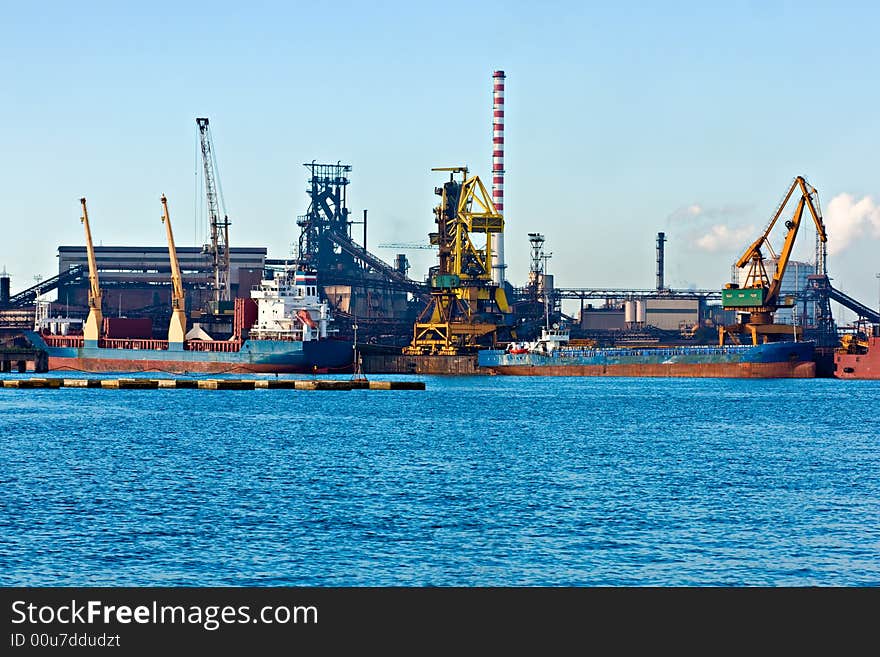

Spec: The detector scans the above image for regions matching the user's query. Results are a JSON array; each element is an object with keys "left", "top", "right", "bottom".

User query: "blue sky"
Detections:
[{"left": 2, "top": 1, "right": 879, "bottom": 318}]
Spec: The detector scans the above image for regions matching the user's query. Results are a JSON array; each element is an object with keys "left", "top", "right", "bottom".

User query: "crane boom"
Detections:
[
  {"left": 160, "top": 194, "right": 187, "bottom": 345},
  {"left": 197, "top": 117, "right": 231, "bottom": 304},
  {"left": 80, "top": 197, "right": 103, "bottom": 343}
]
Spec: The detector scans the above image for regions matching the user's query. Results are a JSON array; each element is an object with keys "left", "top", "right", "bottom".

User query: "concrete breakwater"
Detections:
[{"left": 0, "top": 378, "right": 425, "bottom": 391}]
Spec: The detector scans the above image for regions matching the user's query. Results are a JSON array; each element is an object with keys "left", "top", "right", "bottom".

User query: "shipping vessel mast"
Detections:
[
  {"left": 161, "top": 195, "right": 187, "bottom": 346},
  {"left": 79, "top": 197, "right": 103, "bottom": 344},
  {"left": 197, "top": 117, "right": 231, "bottom": 305}
]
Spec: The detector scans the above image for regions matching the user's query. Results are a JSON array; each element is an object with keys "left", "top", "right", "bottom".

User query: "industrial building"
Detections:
[
  {"left": 576, "top": 297, "right": 706, "bottom": 335},
  {"left": 54, "top": 245, "right": 266, "bottom": 317}
]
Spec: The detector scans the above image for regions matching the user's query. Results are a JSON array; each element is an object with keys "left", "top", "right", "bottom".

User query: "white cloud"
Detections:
[
  {"left": 824, "top": 193, "right": 880, "bottom": 254},
  {"left": 693, "top": 224, "right": 756, "bottom": 253},
  {"left": 667, "top": 204, "right": 703, "bottom": 222}
]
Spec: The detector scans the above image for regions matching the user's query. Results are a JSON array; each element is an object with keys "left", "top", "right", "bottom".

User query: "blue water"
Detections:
[{"left": 1, "top": 374, "right": 879, "bottom": 586}]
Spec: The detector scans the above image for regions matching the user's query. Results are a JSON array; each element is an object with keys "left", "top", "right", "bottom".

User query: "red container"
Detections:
[
  {"left": 234, "top": 298, "right": 258, "bottom": 337},
  {"left": 102, "top": 317, "right": 153, "bottom": 339}
]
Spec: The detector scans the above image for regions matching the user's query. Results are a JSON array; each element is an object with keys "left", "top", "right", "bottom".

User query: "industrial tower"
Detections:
[
  {"left": 292, "top": 162, "right": 426, "bottom": 343},
  {"left": 296, "top": 162, "right": 353, "bottom": 271}
]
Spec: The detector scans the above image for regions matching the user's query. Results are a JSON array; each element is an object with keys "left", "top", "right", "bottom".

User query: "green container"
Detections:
[
  {"left": 722, "top": 287, "right": 766, "bottom": 308},
  {"left": 431, "top": 274, "right": 461, "bottom": 289},
  {"left": 206, "top": 300, "right": 236, "bottom": 315}
]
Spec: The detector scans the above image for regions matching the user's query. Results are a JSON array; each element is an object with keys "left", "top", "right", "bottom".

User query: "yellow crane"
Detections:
[
  {"left": 720, "top": 176, "right": 827, "bottom": 345},
  {"left": 160, "top": 194, "right": 187, "bottom": 346},
  {"left": 80, "top": 197, "right": 103, "bottom": 344},
  {"left": 404, "top": 167, "right": 510, "bottom": 355}
]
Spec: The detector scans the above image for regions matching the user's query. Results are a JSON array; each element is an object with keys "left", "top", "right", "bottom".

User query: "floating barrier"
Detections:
[{"left": 0, "top": 378, "right": 425, "bottom": 391}]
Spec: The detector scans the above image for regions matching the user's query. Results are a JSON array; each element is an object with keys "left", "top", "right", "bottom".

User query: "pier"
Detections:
[
  {"left": 0, "top": 377, "right": 424, "bottom": 390},
  {"left": 0, "top": 348, "right": 48, "bottom": 373}
]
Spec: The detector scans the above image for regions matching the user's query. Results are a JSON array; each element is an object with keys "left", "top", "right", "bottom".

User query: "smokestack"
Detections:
[
  {"left": 0, "top": 271, "right": 9, "bottom": 307},
  {"left": 491, "top": 70, "right": 506, "bottom": 285},
  {"left": 656, "top": 232, "right": 667, "bottom": 291}
]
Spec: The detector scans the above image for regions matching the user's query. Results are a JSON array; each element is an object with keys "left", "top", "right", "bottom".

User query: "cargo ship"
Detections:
[
  {"left": 833, "top": 332, "right": 880, "bottom": 379},
  {"left": 478, "top": 327, "right": 816, "bottom": 378},
  {"left": 26, "top": 268, "right": 354, "bottom": 374}
]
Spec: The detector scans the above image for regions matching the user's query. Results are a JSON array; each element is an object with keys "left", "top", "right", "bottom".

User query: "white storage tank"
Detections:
[
  {"left": 636, "top": 300, "right": 646, "bottom": 325},
  {"left": 624, "top": 301, "right": 635, "bottom": 325}
]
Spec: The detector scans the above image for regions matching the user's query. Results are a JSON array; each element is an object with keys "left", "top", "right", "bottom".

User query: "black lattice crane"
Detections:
[{"left": 196, "top": 117, "right": 231, "bottom": 305}]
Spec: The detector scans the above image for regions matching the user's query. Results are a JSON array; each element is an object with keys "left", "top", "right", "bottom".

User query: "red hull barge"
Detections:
[
  {"left": 44, "top": 356, "right": 340, "bottom": 375},
  {"left": 484, "top": 362, "right": 815, "bottom": 378},
  {"left": 834, "top": 337, "right": 880, "bottom": 379}
]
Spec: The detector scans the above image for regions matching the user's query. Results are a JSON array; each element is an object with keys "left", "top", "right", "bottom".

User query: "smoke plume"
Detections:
[
  {"left": 693, "top": 224, "right": 757, "bottom": 253},
  {"left": 824, "top": 193, "right": 880, "bottom": 254}
]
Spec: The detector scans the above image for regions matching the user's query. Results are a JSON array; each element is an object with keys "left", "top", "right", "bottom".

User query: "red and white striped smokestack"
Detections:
[{"left": 491, "top": 70, "right": 506, "bottom": 285}]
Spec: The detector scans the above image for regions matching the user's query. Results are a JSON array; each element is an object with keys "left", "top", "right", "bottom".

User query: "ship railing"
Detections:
[
  {"left": 42, "top": 335, "right": 85, "bottom": 348},
  {"left": 247, "top": 330, "right": 306, "bottom": 342},
  {"left": 185, "top": 339, "right": 243, "bottom": 352},
  {"left": 549, "top": 345, "right": 752, "bottom": 359},
  {"left": 100, "top": 338, "right": 170, "bottom": 350}
]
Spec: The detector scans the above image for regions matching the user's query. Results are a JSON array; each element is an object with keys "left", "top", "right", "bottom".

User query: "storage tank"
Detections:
[
  {"left": 636, "top": 300, "right": 646, "bottom": 325},
  {"left": 624, "top": 301, "right": 635, "bottom": 325}
]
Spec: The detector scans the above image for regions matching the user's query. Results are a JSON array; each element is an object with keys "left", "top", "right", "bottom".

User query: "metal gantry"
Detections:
[
  {"left": 404, "top": 167, "right": 512, "bottom": 355},
  {"left": 296, "top": 162, "right": 352, "bottom": 269}
]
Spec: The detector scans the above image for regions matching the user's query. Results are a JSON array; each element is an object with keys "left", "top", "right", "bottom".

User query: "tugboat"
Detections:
[{"left": 834, "top": 324, "right": 880, "bottom": 379}]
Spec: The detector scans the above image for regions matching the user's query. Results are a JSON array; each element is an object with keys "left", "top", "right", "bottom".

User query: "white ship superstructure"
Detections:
[{"left": 249, "top": 269, "right": 332, "bottom": 341}]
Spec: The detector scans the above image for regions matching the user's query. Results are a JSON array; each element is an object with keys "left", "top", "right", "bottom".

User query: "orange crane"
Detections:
[
  {"left": 720, "top": 176, "right": 827, "bottom": 345},
  {"left": 160, "top": 194, "right": 187, "bottom": 346},
  {"left": 80, "top": 197, "right": 103, "bottom": 344}
]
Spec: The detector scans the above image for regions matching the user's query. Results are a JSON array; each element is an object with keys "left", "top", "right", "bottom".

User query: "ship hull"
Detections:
[
  {"left": 478, "top": 341, "right": 817, "bottom": 378},
  {"left": 833, "top": 337, "right": 880, "bottom": 379},
  {"left": 26, "top": 333, "right": 354, "bottom": 374}
]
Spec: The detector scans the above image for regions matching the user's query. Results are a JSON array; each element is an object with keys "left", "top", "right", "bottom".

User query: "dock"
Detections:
[
  {"left": 0, "top": 378, "right": 425, "bottom": 391},
  {"left": 0, "top": 348, "right": 48, "bottom": 373}
]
